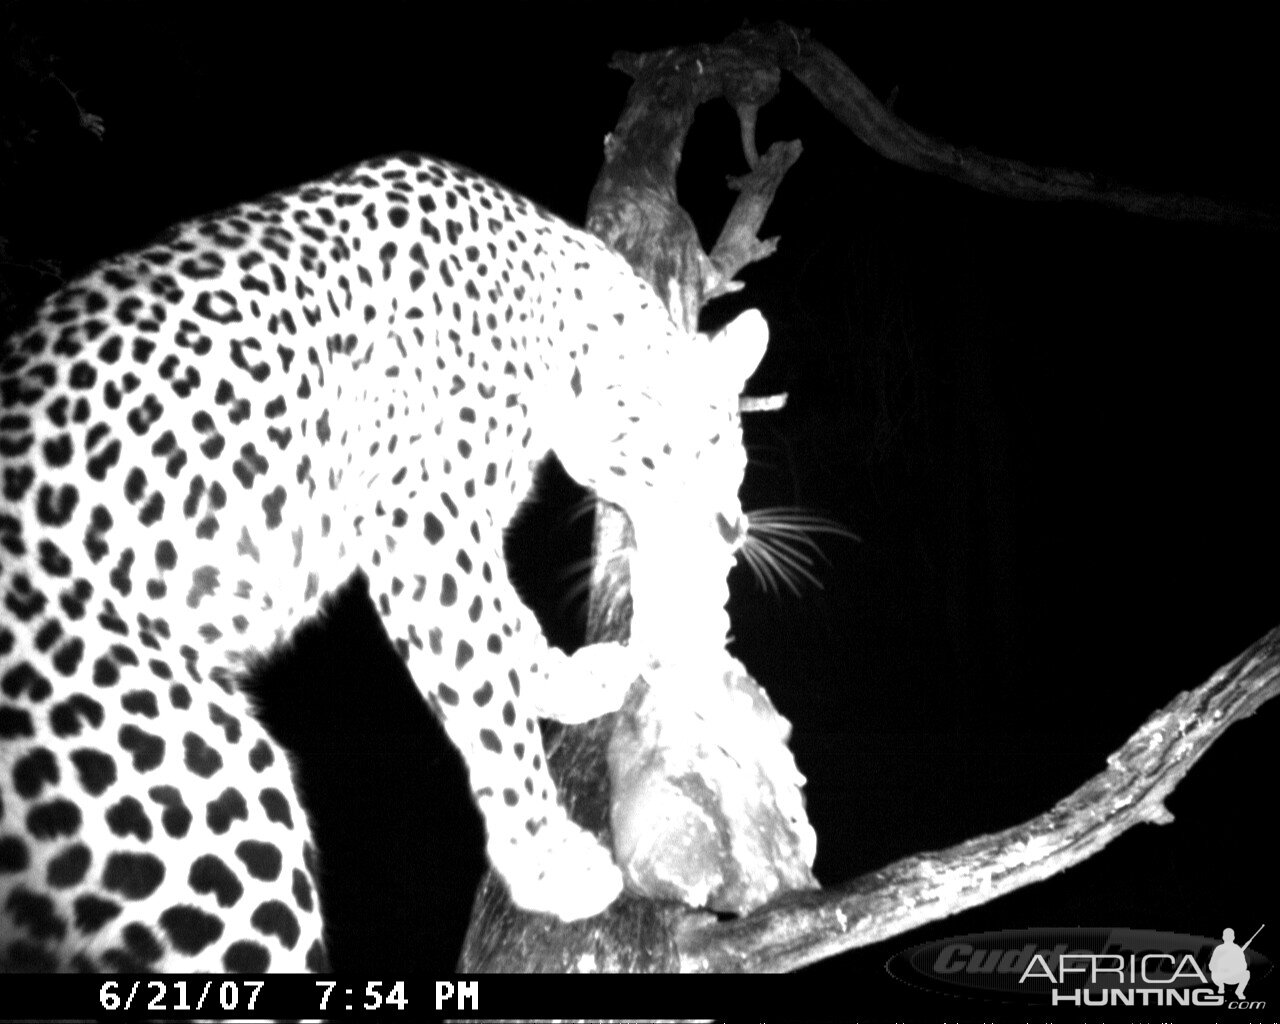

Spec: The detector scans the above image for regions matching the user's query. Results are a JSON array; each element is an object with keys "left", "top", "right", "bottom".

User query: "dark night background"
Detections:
[{"left": 2, "top": 2, "right": 1276, "bottom": 1014}]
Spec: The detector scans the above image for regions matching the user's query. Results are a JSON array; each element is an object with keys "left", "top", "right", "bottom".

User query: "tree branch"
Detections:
[
  {"left": 741, "top": 22, "right": 1279, "bottom": 229},
  {"left": 676, "top": 622, "right": 1280, "bottom": 972},
  {"left": 460, "top": 23, "right": 1277, "bottom": 974}
]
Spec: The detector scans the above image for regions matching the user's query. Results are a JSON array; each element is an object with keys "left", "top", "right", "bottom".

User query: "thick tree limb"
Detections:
[{"left": 676, "top": 623, "right": 1280, "bottom": 972}]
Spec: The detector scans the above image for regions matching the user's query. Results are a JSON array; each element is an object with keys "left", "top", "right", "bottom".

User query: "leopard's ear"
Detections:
[{"left": 703, "top": 309, "right": 768, "bottom": 391}]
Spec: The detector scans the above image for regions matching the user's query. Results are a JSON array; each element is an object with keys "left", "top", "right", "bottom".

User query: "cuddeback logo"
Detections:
[{"left": 886, "top": 926, "right": 1271, "bottom": 1008}]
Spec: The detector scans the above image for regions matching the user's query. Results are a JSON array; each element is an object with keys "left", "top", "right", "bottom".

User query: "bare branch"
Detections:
[
  {"left": 740, "top": 22, "right": 1278, "bottom": 230},
  {"left": 588, "top": 41, "right": 800, "bottom": 321},
  {"left": 676, "top": 622, "right": 1280, "bottom": 972},
  {"left": 706, "top": 139, "right": 802, "bottom": 298}
]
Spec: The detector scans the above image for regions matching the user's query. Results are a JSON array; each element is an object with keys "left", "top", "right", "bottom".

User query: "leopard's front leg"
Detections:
[{"left": 363, "top": 537, "right": 631, "bottom": 921}]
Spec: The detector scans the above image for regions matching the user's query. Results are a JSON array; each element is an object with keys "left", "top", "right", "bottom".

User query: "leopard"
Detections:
[{"left": 0, "top": 152, "right": 768, "bottom": 971}]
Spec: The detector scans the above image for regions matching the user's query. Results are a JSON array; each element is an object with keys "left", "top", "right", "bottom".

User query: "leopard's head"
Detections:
[{"left": 561, "top": 309, "right": 769, "bottom": 656}]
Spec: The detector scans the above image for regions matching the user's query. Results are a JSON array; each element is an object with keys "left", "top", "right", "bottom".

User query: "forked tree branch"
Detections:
[{"left": 459, "top": 23, "right": 1277, "bottom": 974}]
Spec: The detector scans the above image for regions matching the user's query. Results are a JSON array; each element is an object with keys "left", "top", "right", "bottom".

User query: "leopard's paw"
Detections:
[{"left": 492, "top": 817, "right": 623, "bottom": 921}]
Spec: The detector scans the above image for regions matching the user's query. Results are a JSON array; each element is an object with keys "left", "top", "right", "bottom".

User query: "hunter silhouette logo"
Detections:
[{"left": 1211, "top": 925, "right": 1264, "bottom": 999}]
